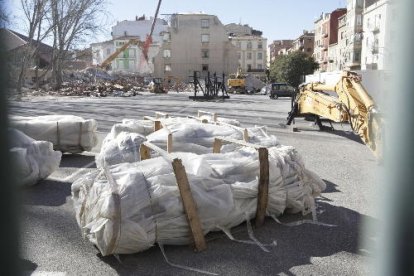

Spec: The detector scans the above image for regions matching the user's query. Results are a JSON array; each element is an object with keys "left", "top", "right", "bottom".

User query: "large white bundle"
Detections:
[
  {"left": 96, "top": 118, "right": 278, "bottom": 169},
  {"left": 72, "top": 147, "right": 324, "bottom": 256},
  {"left": 9, "top": 129, "right": 62, "bottom": 186},
  {"left": 10, "top": 115, "right": 98, "bottom": 153}
]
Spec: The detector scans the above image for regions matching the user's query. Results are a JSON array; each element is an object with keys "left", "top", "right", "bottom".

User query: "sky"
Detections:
[{"left": 6, "top": 0, "right": 347, "bottom": 48}]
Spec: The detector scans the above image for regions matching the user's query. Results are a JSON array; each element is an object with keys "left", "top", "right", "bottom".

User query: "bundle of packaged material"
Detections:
[
  {"left": 72, "top": 146, "right": 325, "bottom": 256},
  {"left": 96, "top": 117, "right": 276, "bottom": 169},
  {"left": 10, "top": 115, "right": 98, "bottom": 153},
  {"left": 9, "top": 128, "right": 62, "bottom": 186}
]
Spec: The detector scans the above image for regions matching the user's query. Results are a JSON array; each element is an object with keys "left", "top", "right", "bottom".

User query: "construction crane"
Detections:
[
  {"left": 286, "top": 71, "right": 384, "bottom": 159},
  {"left": 98, "top": 0, "right": 162, "bottom": 69}
]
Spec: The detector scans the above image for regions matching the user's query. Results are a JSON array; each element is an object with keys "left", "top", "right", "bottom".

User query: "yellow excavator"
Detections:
[{"left": 286, "top": 71, "right": 383, "bottom": 159}]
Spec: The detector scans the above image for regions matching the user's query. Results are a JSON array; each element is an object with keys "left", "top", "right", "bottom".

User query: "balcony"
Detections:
[
  {"left": 322, "top": 32, "right": 328, "bottom": 38},
  {"left": 371, "top": 26, "right": 380, "bottom": 34},
  {"left": 371, "top": 46, "right": 379, "bottom": 54}
]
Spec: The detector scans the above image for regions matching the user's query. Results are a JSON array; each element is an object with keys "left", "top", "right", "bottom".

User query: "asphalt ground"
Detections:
[{"left": 9, "top": 92, "right": 381, "bottom": 275}]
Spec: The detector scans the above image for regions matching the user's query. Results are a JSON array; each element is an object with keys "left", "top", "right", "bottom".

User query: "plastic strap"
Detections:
[
  {"left": 103, "top": 166, "right": 122, "bottom": 255},
  {"left": 158, "top": 243, "right": 218, "bottom": 276},
  {"left": 270, "top": 213, "right": 337, "bottom": 228}
]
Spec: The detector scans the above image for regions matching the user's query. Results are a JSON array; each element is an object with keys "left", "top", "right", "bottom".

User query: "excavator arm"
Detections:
[
  {"left": 287, "top": 71, "right": 383, "bottom": 158},
  {"left": 99, "top": 39, "right": 143, "bottom": 69}
]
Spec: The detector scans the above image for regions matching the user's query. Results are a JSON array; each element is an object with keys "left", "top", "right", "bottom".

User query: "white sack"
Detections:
[
  {"left": 9, "top": 128, "right": 62, "bottom": 186},
  {"left": 10, "top": 115, "right": 98, "bottom": 153},
  {"left": 72, "top": 147, "right": 324, "bottom": 256}
]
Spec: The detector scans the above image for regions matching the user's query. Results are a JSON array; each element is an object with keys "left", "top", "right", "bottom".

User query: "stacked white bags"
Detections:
[
  {"left": 73, "top": 117, "right": 325, "bottom": 256},
  {"left": 96, "top": 117, "right": 277, "bottom": 168},
  {"left": 10, "top": 115, "right": 98, "bottom": 153},
  {"left": 9, "top": 129, "right": 62, "bottom": 186}
]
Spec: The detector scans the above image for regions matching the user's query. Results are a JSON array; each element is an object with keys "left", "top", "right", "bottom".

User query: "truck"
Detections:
[{"left": 227, "top": 68, "right": 265, "bottom": 94}]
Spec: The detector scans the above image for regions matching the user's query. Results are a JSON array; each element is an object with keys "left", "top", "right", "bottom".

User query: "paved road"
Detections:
[{"left": 10, "top": 92, "right": 380, "bottom": 275}]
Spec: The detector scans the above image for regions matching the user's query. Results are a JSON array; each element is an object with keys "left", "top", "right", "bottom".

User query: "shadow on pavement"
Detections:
[
  {"left": 60, "top": 154, "right": 96, "bottom": 169},
  {"left": 322, "top": 179, "right": 341, "bottom": 193},
  {"left": 97, "top": 201, "right": 377, "bottom": 275},
  {"left": 20, "top": 258, "right": 37, "bottom": 274},
  {"left": 22, "top": 179, "right": 71, "bottom": 206}
]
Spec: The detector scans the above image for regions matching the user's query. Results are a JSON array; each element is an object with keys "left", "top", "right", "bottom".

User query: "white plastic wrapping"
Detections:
[
  {"left": 10, "top": 115, "right": 98, "bottom": 153},
  {"left": 9, "top": 128, "right": 62, "bottom": 186},
  {"left": 72, "top": 146, "right": 324, "bottom": 256}
]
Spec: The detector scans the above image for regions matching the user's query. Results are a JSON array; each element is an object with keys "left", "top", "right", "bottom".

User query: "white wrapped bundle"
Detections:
[
  {"left": 10, "top": 115, "right": 98, "bottom": 153},
  {"left": 147, "top": 123, "right": 278, "bottom": 154},
  {"left": 9, "top": 129, "right": 62, "bottom": 186},
  {"left": 72, "top": 147, "right": 324, "bottom": 256},
  {"left": 96, "top": 131, "right": 146, "bottom": 169}
]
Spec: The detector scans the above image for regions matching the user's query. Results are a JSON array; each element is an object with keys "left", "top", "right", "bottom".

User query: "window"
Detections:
[
  {"left": 163, "top": 49, "right": 171, "bottom": 58},
  {"left": 163, "top": 32, "right": 170, "bottom": 42},
  {"left": 247, "top": 52, "right": 252, "bottom": 60},
  {"left": 122, "top": 50, "right": 129, "bottom": 58},
  {"left": 356, "top": 15, "right": 362, "bottom": 26},
  {"left": 116, "top": 41, "right": 125, "bottom": 47},
  {"left": 258, "top": 42, "right": 263, "bottom": 49},
  {"left": 257, "top": 52, "right": 263, "bottom": 60},
  {"left": 257, "top": 64, "right": 262, "bottom": 69},
  {"left": 201, "top": 34, "right": 210, "bottom": 43},
  {"left": 106, "top": 48, "right": 111, "bottom": 55},
  {"left": 123, "top": 60, "right": 129, "bottom": 69},
  {"left": 202, "top": 64, "right": 209, "bottom": 71},
  {"left": 247, "top": 42, "right": 252, "bottom": 49},
  {"left": 201, "top": 19, "right": 209, "bottom": 28},
  {"left": 202, "top": 49, "right": 209, "bottom": 58},
  {"left": 247, "top": 64, "right": 252, "bottom": 71},
  {"left": 237, "top": 52, "right": 241, "bottom": 59},
  {"left": 354, "top": 51, "right": 361, "bottom": 62},
  {"left": 307, "top": 48, "right": 312, "bottom": 52},
  {"left": 128, "top": 49, "right": 135, "bottom": 58},
  {"left": 165, "top": 64, "right": 171, "bottom": 72}
]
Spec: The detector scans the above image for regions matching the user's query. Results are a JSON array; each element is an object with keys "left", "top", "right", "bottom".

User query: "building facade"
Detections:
[
  {"left": 290, "top": 31, "right": 315, "bottom": 56},
  {"left": 268, "top": 40, "right": 293, "bottom": 63},
  {"left": 314, "top": 9, "right": 347, "bottom": 72},
  {"left": 361, "top": 0, "right": 394, "bottom": 70},
  {"left": 91, "top": 17, "right": 168, "bottom": 74},
  {"left": 224, "top": 23, "right": 267, "bottom": 73},
  {"left": 153, "top": 13, "right": 238, "bottom": 80}
]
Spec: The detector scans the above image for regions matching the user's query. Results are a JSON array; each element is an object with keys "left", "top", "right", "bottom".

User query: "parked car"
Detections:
[{"left": 269, "top": 83, "right": 296, "bottom": 99}]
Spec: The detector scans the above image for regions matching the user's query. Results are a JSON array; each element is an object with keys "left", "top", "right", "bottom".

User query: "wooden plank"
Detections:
[
  {"left": 255, "top": 148, "right": 269, "bottom": 227},
  {"left": 167, "top": 133, "right": 173, "bottom": 153},
  {"left": 142, "top": 141, "right": 171, "bottom": 161},
  {"left": 140, "top": 144, "right": 151, "bottom": 161},
  {"left": 154, "top": 120, "right": 162, "bottom": 131},
  {"left": 172, "top": 159, "right": 207, "bottom": 252},
  {"left": 243, "top": 129, "right": 249, "bottom": 142},
  {"left": 212, "top": 138, "right": 222, "bottom": 153},
  {"left": 215, "top": 136, "right": 261, "bottom": 150}
]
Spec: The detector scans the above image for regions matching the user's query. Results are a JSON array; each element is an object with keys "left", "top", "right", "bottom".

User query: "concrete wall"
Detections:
[{"left": 112, "top": 18, "right": 168, "bottom": 43}]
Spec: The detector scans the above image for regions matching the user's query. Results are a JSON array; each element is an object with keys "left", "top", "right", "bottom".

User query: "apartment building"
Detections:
[
  {"left": 337, "top": 0, "right": 364, "bottom": 70},
  {"left": 361, "top": 0, "right": 395, "bottom": 70},
  {"left": 225, "top": 23, "right": 267, "bottom": 73},
  {"left": 314, "top": 9, "right": 347, "bottom": 72},
  {"left": 153, "top": 13, "right": 238, "bottom": 79},
  {"left": 268, "top": 40, "right": 293, "bottom": 62},
  {"left": 91, "top": 17, "right": 168, "bottom": 74},
  {"left": 290, "top": 31, "right": 315, "bottom": 56}
]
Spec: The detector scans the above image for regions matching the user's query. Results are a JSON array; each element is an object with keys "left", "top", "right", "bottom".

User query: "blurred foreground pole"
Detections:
[
  {"left": 377, "top": 0, "right": 414, "bottom": 275},
  {"left": 0, "top": 7, "right": 19, "bottom": 276}
]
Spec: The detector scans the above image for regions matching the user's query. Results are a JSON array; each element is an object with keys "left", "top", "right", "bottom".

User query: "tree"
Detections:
[
  {"left": 17, "top": 0, "right": 52, "bottom": 92},
  {"left": 269, "top": 51, "right": 319, "bottom": 88},
  {"left": 50, "top": 0, "right": 107, "bottom": 89}
]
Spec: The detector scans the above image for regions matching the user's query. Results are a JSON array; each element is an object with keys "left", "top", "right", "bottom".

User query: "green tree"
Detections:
[{"left": 269, "top": 51, "right": 319, "bottom": 88}]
